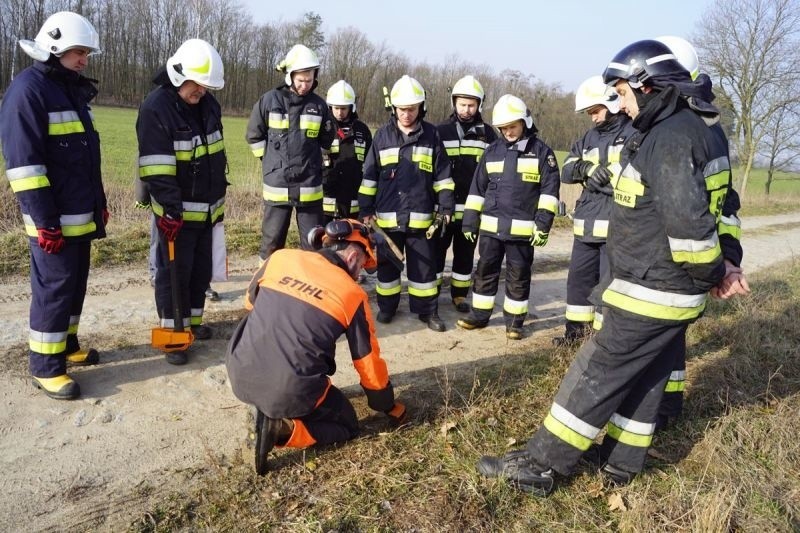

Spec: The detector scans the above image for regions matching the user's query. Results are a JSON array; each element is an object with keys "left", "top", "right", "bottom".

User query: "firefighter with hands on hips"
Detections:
[
  {"left": 436, "top": 76, "right": 497, "bottom": 313},
  {"left": 652, "top": 35, "right": 749, "bottom": 430},
  {"left": 0, "top": 12, "right": 107, "bottom": 400},
  {"left": 456, "top": 95, "right": 560, "bottom": 340},
  {"left": 136, "top": 38, "right": 227, "bottom": 365},
  {"left": 225, "top": 219, "right": 406, "bottom": 475},
  {"left": 475, "top": 40, "right": 748, "bottom": 495},
  {"left": 553, "top": 76, "right": 637, "bottom": 346},
  {"left": 246, "top": 44, "right": 334, "bottom": 262},
  {"left": 358, "top": 75, "right": 454, "bottom": 332},
  {"left": 322, "top": 80, "right": 373, "bottom": 223}
]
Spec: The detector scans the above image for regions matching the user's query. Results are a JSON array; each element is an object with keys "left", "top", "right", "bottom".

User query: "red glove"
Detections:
[
  {"left": 386, "top": 402, "right": 407, "bottom": 428},
  {"left": 102, "top": 208, "right": 110, "bottom": 226},
  {"left": 157, "top": 214, "right": 183, "bottom": 241},
  {"left": 37, "top": 227, "right": 65, "bottom": 254}
]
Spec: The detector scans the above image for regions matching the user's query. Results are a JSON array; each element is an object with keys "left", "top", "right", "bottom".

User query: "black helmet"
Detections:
[{"left": 602, "top": 39, "right": 689, "bottom": 87}]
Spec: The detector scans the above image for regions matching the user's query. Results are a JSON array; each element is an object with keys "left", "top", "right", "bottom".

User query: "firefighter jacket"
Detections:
[
  {"left": 226, "top": 248, "right": 396, "bottom": 419},
  {"left": 436, "top": 113, "right": 498, "bottom": 221},
  {"left": 462, "top": 134, "right": 560, "bottom": 241},
  {"left": 600, "top": 86, "right": 726, "bottom": 324},
  {"left": 358, "top": 118, "right": 454, "bottom": 231},
  {"left": 1, "top": 59, "right": 106, "bottom": 242},
  {"left": 561, "top": 113, "right": 636, "bottom": 244},
  {"left": 246, "top": 84, "right": 334, "bottom": 206},
  {"left": 136, "top": 69, "right": 227, "bottom": 227},
  {"left": 322, "top": 115, "right": 372, "bottom": 215}
]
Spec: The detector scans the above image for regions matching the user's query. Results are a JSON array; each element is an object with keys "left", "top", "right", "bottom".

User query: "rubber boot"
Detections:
[
  {"left": 32, "top": 375, "right": 80, "bottom": 400},
  {"left": 66, "top": 348, "right": 99, "bottom": 366}
]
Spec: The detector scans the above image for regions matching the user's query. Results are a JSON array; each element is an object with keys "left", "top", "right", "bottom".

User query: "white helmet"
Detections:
[
  {"left": 326, "top": 80, "right": 357, "bottom": 112},
  {"left": 655, "top": 35, "right": 699, "bottom": 80},
  {"left": 492, "top": 94, "right": 533, "bottom": 129},
  {"left": 166, "top": 39, "right": 224, "bottom": 90},
  {"left": 19, "top": 11, "right": 100, "bottom": 62},
  {"left": 276, "top": 44, "right": 320, "bottom": 86},
  {"left": 390, "top": 75, "right": 426, "bottom": 108},
  {"left": 574, "top": 75, "right": 620, "bottom": 114},
  {"left": 451, "top": 75, "right": 485, "bottom": 111}
]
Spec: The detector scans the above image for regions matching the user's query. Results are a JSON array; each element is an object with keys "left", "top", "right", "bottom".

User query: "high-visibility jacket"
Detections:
[
  {"left": 561, "top": 113, "right": 636, "bottom": 243},
  {"left": 226, "top": 248, "right": 396, "bottom": 419},
  {"left": 322, "top": 116, "right": 372, "bottom": 216},
  {"left": 0, "top": 60, "right": 106, "bottom": 241},
  {"left": 246, "top": 84, "right": 334, "bottom": 206},
  {"left": 136, "top": 69, "right": 227, "bottom": 227},
  {"left": 462, "top": 134, "right": 560, "bottom": 240},
  {"left": 601, "top": 87, "right": 726, "bottom": 324},
  {"left": 436, "top": 113, "right": 497, "bottom": 221},
  {"left": 358, "top": 118, "right": 454, "bottom": 231}
]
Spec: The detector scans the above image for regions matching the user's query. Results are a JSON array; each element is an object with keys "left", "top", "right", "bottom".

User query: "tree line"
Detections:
[{"left": 1, "top": 0, "right": 799, "bottom": 194}]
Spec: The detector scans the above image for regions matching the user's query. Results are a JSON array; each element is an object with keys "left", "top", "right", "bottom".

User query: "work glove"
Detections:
[
  {"left": 386, "top": 402, "right": 408, "bottom": 428},
  {"left": 530, "top": 225, "right": 549, "bottom": 247},
  {"left": 102, "top": 208, "right": 110, "bottom": 226},
  {"left": 585, "top": 165, "right": 612, "bottom": 193},
  {"left": 135, "top": 200, "right": 150, "bottom": 209},
  {"left": 37, "top": 227, "right": 65, "bottom": 254},
  {"left": 463, "top": 231, "right": 476, "bottom": 243},
  {"left": 157, "top": 214, "right": 183, "bottom": 241}
]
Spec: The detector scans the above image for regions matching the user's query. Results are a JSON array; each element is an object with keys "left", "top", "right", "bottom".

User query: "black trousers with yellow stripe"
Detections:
[
  {"left": 29, "top": 241, "right": 91, "bottom": 378},
  {"left": 154, "top": 225, "right": 211, "bottom": 328},
  {"left": 377, "top": 230, "right": 438, "bottom": 316},
  {"left": 260, "top": 203, "right": 323, "bottom": 261},
  {"left": 565, "top": 239, "right": 607, "bottom": 339},
  {"left": 435, "top": 220, "right": 477, "bottom": 300},
  {"left": 525, "top": 308, "right": 687, "bottom": 475}
]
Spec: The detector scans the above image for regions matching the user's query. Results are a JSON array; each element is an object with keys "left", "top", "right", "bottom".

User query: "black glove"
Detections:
[
  {"left": 586, "top": 165, "right": 612, "bottom": 190},
  {"left": 572, "top": 160, "right": 595, "bottom": 180}
]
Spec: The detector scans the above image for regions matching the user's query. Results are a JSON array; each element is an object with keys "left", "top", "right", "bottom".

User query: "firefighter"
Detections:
[
  {"left": 322, "top": 80, "right": 373, "bottom": 223},
  {"left": 553, "top": 76, "right": 637, "bottom": 346},
  {"left": 246, "top": 44, "right": 334, "bottom": 262},
  {"left": 136, "top": 38, "right": 228, "bottom": 365},
  {"left": 358, "top": 75, "right": 454, "bottom": 332},
  {"left": 0, "top": 12, "right": 107, "bottom": 400},
  {"left": 475, "top": 40, "right": 748, "bottom": 495},
  {"left": 226, "top": 219, "right": 406, "bottom": 474},
  {"left": 436, "top": 76, "right": 497, "bottom": 313},
  {"left": 456, "top": 95, "right": 560, "bottom": 340},
  {"left": 653, "top": 35, "right": 749, "bottom": 429}
]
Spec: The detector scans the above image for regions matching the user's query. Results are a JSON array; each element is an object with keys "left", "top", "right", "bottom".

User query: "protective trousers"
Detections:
[
  {"left": 526, "top": 307, "right": 687, "bottom": 475},
  {"left": 376, "top": 230, "right": 438, "bottom": 316},
  {"left": 283, "top": 386, "right": 360, "bottom": 448},
  {"left": 435, "top": 220, "right": 476, "bottom": 300},
  {"left": 155, "top": 225, "right": 212, "bottom": 329},
  {"left": 259, "top": 202, "right": 324, "bottom": 261},
  {"left": 471, "top": 236, "right": 533, "bottom": 328},
  {"left": 564, "top": 239, "right": 608, "bottom": 339},
  {"left": 658, "top": 334, "right": 687, "bottom": 419},
  {"left": 29, "top": 241, "right": 91, "bottom": 378}
]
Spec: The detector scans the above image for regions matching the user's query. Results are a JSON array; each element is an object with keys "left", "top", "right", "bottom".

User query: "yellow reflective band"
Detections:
[
  {"left": 299, "top": 188, "right": 323, "bottom": 202},
  {"left": 464, "top": 195, "right": 484, "bottom": 211},
  {"left": 359, "top": 185, "right": 377, "bottom": 196},
  {"left": 408, "top": 219, "right": 433, "bottom": 229},
  {"left": 412, "top": 153, "right": 433, "bottom": 165},
  {"left": 433, "top": 178, "right": 455, "bottom": 192},
  {"left": 670, "top": 241, "right": 721, "bottom": 265},
  {"left": 9, "top": 175, "right": 50, "bottom": 193},
  {"left": 61, "top": 221, "right": 96, "bottom": 237},
  {"left": 537, "top": 194, "right": 559, "bottom": 214},
  {"left": 517, "top": 158, "right": 539, "bottom": 173},
  {"left": 460, "top": 146, "right": 485, "bottom": 157},
  {"left": 471, "top": 292, "right": 495, "bottom": 310},
  {"left": 565, "top": 305, "right": 594, "bottom": 322},
  {"left": 664, "top": 380, "right": 685, "bottom": 392},
  {"left": 509, "top": 219, "right": 534, "bottom": 236},
  {"left": 140, "top": 165, "right": 176, "bottom": 178},
  {"left": 486, "top": 161, "right": 504, "bottom": 174},
  {"left": 602, "top": 289, "right": 706, "bottom": 321},
  {"left": 190, "top": 316, "right": 203, "bottom": 326},
  {"left": 705, "top": 171, "right": 730, "bottom": 191},
  {"left": 503, "top": 298, "right": 528, "bottom": 315},
  {"left": 67, "top": 323, "right": 79, "bottom": 335},
  {"left": 183, "top": 211, "right": 209, "bottom": 222},
  {"left": 376, "top": 284, "right": 402, "bottom": 296},
  {"left": 408, "top": 281, "right": 438, "bottom": 297},
  {"left": 451, "top": 278, "right": 471, "bottom": 288},
  {"left": 573, "top": 219, "right": 585, "bottom": 236},
  {"left": 29, "top": 338, "right": 67, "bottom": 355},
  {"left": 479, "top": 216, "right": 498, "bottom": 233},
  {"left": 615, "top": 176, "right": 645, "bottom": 196},
  {"left": 543, "top": 413, "right": 593, "bottom": 451},
  {"left": 719, "top": 222, "right": 742, "bottom": 240},
  {"left": 263, "top": 186, "right": 289, "bottom": 203},
  {"left": 48, "top": 121, "right": 85, "bottom": 135},
  {"left": 593, "top": 220, "right": 609, "bottom": 238},
  {"left": 606, "top": 422, "right": 652, "bottom": 448}
]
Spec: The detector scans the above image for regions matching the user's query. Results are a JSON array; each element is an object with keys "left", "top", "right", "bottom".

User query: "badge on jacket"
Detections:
[{"left": 547, "top": 154, "right": 557, "bottom": 168}]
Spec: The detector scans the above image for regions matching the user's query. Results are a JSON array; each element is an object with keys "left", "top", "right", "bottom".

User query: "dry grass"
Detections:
[{"left": 127, "top": 261, "right": 800, "bottom": 531}]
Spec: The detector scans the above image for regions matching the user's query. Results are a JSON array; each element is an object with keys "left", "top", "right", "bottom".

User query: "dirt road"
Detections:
[{"left": 0, "top": 213, "right": 797, "bottom": 531}]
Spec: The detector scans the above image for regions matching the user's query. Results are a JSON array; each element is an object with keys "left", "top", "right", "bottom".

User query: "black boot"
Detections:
[
  {"left": 456, "top": 315, "right": 488, "bottom": 330},
  {"left": 419, "top": 313, "right": 446, "bottom": 332},
  {"left": 254, "top": 410, "right": 292, "bottom": 475},
  {"left": 476, "top": 449, "right": 555, "bottom": 496}
]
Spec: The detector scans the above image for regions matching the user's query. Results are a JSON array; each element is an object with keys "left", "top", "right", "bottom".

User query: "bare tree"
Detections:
[
  {"left": 694, "top": 0, "right": 800, "bottom": 197},
  {"left": 760, "top": 97, "right": 800, "bottom": 194}
]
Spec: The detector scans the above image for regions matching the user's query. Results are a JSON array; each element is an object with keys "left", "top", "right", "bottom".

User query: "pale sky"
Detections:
[{"left": 237, "top": 0, "right": 714, "bottom": 91}]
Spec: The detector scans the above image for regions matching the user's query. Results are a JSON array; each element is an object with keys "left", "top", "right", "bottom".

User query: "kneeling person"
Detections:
[{"left": 226, "top": 219, "right": 406, "bottom": 474}]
